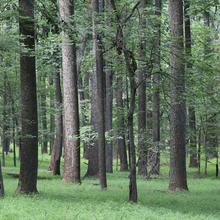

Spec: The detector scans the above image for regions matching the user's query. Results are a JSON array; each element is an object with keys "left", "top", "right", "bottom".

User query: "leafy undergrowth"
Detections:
[{"left": 0, "top": 153, "right": 220, "bottom": 220}]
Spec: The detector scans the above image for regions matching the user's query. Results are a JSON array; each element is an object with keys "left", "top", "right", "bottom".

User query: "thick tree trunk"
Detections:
[
  {"left": 115, "top": 77, "right": 128, "bottom": 171},
  {"left": 137, "top": 0, "right": 147, "bottom": 177},
  {"left": 17, "top": 0, "right": 38, "bottom": 194},
  {"left": 168, "top": 0, "right": 188, "bottom": 191},
  {"left": 59, "top": 0, "right": 80, "bottom": 184},
  {"left": 184, "top": 1, "right": 197, "bottom": 168}
]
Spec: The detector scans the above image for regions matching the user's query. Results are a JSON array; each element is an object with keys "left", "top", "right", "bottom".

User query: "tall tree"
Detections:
[
  {"left": 59, "top": 0, "right": 80, "bottom": 183},
  {"left": 105, "top": 0, "right": 114, "bottom": 173},
  {"left": 93, "top": 0, "right": 107, "bottom": 189},
  {"left": 151, "top": 0, "right": 161, "bottom": 175},
  {"left": 184, "top": 0, "right": 197, "bottom": 168},
  {"left": 17, "top": 0, "right": 38, "bottom": 193},
  {"left": 137, "top": 0, "right": 147, "bottom": 177},
  {"left": 168, "top": 0, "right": 188, "bottom": 191},
  {"left": 110, "top": 0, "right": 139, "bottom": 202}
]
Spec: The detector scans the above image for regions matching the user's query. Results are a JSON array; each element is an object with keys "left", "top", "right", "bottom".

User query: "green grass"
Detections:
[{"left": 0, "top": 152, "right": 220, "bottom": 220}]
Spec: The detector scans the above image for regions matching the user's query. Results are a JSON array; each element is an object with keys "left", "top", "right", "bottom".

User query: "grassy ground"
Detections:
[{"left": 0, "top": 152, "right": 220, "bottom": 220}]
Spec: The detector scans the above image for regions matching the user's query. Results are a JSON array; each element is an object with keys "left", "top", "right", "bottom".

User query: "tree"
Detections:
[
  {"left": 93, "top": 0, "right": 107, "bottom": 189},
  {"left": 151, "top": 0, "right": 162, "bottom": 175},
  {"left": 17, "top": 0, "right": 38, "bottom": 193},
  {"left": 115, "top": 76, "right": 129, "bottom": 171},
  {"left": 0, "top": 159, "right": 4, "bottom": 198},
  {"left": 48, "top": 54, "right": 63, "bottom": 175},
  {"left": 137, "top": 0, "right": 147, "bottom": 177},
  {"left": 169, "top": 0, "right": 188, "bottom": 191},
  {"left": 184, "top": 0, "right": 197, "bottom": 168},
  {"left": 59, "top": 0, "right": 80, "bottom": 184}
]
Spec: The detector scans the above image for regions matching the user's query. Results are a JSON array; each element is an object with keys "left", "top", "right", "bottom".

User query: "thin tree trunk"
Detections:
[
  {"left": 184, "top": 0, "right": 197, "bottom": 168},
  {"left": 168, "top": 0, "right": 188, "bottom": 191},
  {"left": 48, "top": 55, "right": 63, "bottom": 175},
  {"left": 41, "top": 77, "right": 48, "bottom": 154},
  {"left": 93, "top": 0, "right": 107, "bottom": 189},
  {"left": 115, "top": 76, "right": 128, "bottom": 171},
  {"left": 198, "top": 128, "right": 201, "bottom": 177},
  {"left": 17, "top": 0, "right": 38, "bottom": 193},
  {"left": 49, "top": 79, "right": 55, "bottom": 155},
  {"left": 105, "top": 65, "right": 113, "bottom": 173},
  {"left": 85, "top": 41, "right": 99, "bottom": 177},
  {"left": 151, "top": 0, "right": 162, "bottom": 175},
  {"left": 59, "top": 0, "right": 80, "bottom": 184},
  {"left": 137, "top": 0, "right": 147, "bottom": 177},
  {"left": 0, "top": 159, "right": 4, "bottom": 198}
]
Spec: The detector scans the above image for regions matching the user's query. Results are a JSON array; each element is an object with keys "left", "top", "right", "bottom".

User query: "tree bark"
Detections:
[
  {"left": 17, "top": 0, "right": 38, "bottom": 194},
  {"left": 151, "top": 0, "right": 162, "bottom": 175},
  {"left": 115, "top": 76, "right": 128, "bottom": 171},
  {"left": 48, "top": 55, "right": 63, "bottom": 175},
  {"left": 168, "top": 0, "right": 188, "bottom": 191},
  {"left": 85, "top": 40, "right": 99, "bottom": 178},
  {"left": 59, "top": 0, "right": 80, "bottom": 184},
  {"left": 41, "top": 76, "right": 48, "bottom": 154},
  {"left": 0, "top": 159, "right": 4, "bottom": 198},
  {"left": 184, "top": 0, "right": 197, "bottom": 168},
  {"left": 93, "top": 0, "right": 107, "bottom": 189},
  {"left": 137, "top": 0, "right": 147, "bottom": 177}
]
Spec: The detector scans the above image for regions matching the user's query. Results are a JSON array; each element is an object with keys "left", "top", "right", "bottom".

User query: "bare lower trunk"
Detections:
[
  {"left": 59, "top": 0, "right": 80, "bottom": 184},
  {"left": 137, "top": 0, "right": 147, "bottom": 177},
  {"left": 115, "top": 77, "right": 128, "bottom": 171},
  {"left": 105, "top": 68, "right": 113, "bottom": 173},
  {"left": 49, "top": 60, "right": 63, "bottom": 175},
  {"left": 0, "top": 159, "right": 4, "bottom": 197},
  {"left": 184, "top": 1, "right": 197, "bottom": 168},
  {"left": 168, "top": 0, "right": 188, "bottom": 191},
  {"left": 93, "top": 0, "right": 107, "bottom": 189},
  {"left": 17, "top": 0, "right": 38, "bottom": 194},
  {"left": 151, "top": 0, "right": 161, "bottom": 175}
]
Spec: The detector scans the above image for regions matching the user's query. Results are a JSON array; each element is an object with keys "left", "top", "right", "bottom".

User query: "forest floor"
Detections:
[{"left": 0, "top": 151, "right": 220, "bottom": 220}]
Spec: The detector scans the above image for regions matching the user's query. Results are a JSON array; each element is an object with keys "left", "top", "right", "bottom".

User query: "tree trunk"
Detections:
[
  {"left": 93, "top": 0, "right": 107, "bottom": 189},
  {"left": 49, "top": 79, "right": 55, "bottom": 155},
  {"left": 2, "top": 73, "right": 10, "bottom": 156},
  {"left": 0, "top": 159, "right": 4, "bottom": 198},
  {"left": 184, "top": 0, "right": 197, "bottom": 168},
  {"left": 115, "top": 76, "right": 128, "bottom": 171},
  {"left": 168, "top": 0, "right": 188, "bottom": 191},
  {"left": 59, "top": 0, "right": 80, "bottom": 184},
  {"left": 17, "top": 0, "right": 38, "bottom": 194},
  {"left": 41, "top": 76, "right": 48, "bottom": 154},
  {"left": 151, "top": 0, "right": 162, "bottom": 175},
  {"left": 137, "top": 0, "right": 147, "bottom": 177},
  {"left": 85, "top": 40, "right": 99, "bottom": 178},
  {"left": 48, "top": 55, "right": 63, "bottom": 175},
  {"left": 105, "top": 65, "right": 113, "bottom": 173}
]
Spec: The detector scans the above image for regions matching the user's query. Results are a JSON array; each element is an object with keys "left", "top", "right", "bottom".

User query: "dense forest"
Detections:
[{"left": 0, "top": 0, "right": 220, "bottom": 217}]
